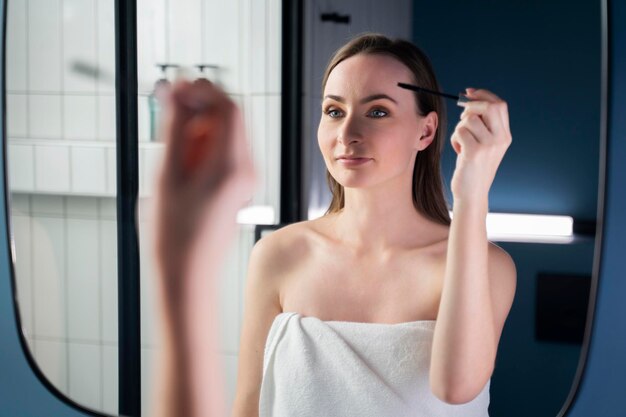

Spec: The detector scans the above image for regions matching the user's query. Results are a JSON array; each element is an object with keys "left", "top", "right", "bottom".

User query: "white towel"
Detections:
[{"left": 259, "top": 312, "right": 490, "bottom": 417}]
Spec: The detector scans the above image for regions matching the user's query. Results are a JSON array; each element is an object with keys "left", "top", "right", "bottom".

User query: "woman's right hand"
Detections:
[{"left": 153, "top": 79, "right": 256, "bottom": 291}]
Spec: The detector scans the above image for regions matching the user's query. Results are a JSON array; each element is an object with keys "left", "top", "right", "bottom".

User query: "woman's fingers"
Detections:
[
  {"left": 452, "top": 88, "right": 512, "bottom": 156},
  {"left": 469, "top": 88, "right": 510, "bottom": 128},
  {"left": 461, "top": 114, "right": 492, "bottom": 144},
  {"left": 460, "top": 88, "right": 510, "bottom": 134},
  {"left": 459, "top": 101, "right": 501, "bottom": 134},
  {"left": 451, "top": 123, "right": 480, "bottom": 156}
]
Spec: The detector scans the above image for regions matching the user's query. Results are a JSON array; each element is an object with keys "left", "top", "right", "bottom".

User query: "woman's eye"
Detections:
[
  {"left": 369, "top": 109, "right": 388, "bottom": 118},
  {"left": 325, "top": 108, "right": 343, "bottom": 118}
]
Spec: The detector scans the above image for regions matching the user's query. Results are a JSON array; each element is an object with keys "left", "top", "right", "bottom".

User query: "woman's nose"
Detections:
[{"left": 337, "top": 116, "right": 363, "bottom": 145}]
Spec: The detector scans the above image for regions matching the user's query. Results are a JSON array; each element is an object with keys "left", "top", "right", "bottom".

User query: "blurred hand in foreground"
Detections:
[{"left": 151, "top": 79, "right": 256, "bottom": 417}]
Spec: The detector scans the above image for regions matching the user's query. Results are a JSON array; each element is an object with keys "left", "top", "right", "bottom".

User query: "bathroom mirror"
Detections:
[{"left": 4, "top": 0, "right": 600, "bottom": 416}]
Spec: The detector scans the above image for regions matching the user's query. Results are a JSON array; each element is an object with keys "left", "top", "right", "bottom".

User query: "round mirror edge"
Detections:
[
  {"left": 0, "top": 0, "right": 111, "bottom": 414},
  {"left": 556, "top": 0, "right": 609, "bottom": 415}
]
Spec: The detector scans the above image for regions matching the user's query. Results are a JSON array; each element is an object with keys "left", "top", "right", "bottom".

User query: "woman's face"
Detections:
[{"left": 318, "top": 53, "right": 436, "bottom": 190}]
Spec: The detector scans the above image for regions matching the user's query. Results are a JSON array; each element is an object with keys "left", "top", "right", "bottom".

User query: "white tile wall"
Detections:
[
  {"left": 7, "top": 94, "right": 28, "bottom": 137},
  {"left": 62, "top": 0, "right": 97, "bottom": 93},
  {"left": 64, "top": 96, "right": 97, "bottom": 140},
  {"left": 96, "top": 0, "right": 116, "bottom": 94},
  {"left": 237, "top": 226, "right": 255, "bottom": 330},
  {"left": 238, "top": 0, "right": 253, "bottom": 94},
  {"left": 7, "top": 0, "right": 28, "bottom": 91},
  {"left": 237, "top": 234, "right": 248, "bottom": 332},
  {"left": 8, "top": 144, "right": 35, "bottom": 191},
  {"left": 138, "top": 95, "right": 151, "bottom": 142},
  {"left": 102, "top": 345, "right": 119, "bottom": 415},
  {"left": 139, "top": 220, "right": 158, "bottom": 348},
  {"left": 219, "top": 238, "right": 243, "bottom": 353},
  {"left": 136, "top": 0, "right": 166, "bottom": 93},
  {"left": 28, "top": 0, "right": 62, "bottom": 92},
  {"left": 250, "top": 95, "right": 269, "bottom": 205},
  {"left": 100, "top": 219, "right": 118, "bottom": 343},
  {"left": 167, "top": 0, "right": 202, "bottom": 67},
  {"left": 10, "top": 193, "right": 31, "bottom": 214},
  {"left": 9, "top": 196, "right": 120, "bottom": 412},
  {"left": 70, "top": 146, "right": 106, "bottom": 194},
  {"left": 29, "top": 95, "right": 63, "bottom": 138},
  {"left": 223, "top": 353, "right": 239, "bottom": 414},
  {"left": 66, "top": 196, "right": 98, "bottom": 217},
  {"left": 141, "top": 347, "right": 158, "bottom": 417},
  {"left": 105, "top": 147, "right": 117, "bottom": 195},
  {"left": 32, "top": 216, "right": 67, "bottom": 338},
  {"left": 35, "top": 338, "right": 69, "bottom": 394},
  {"left": 12, "top": 215, "right": 34, "bottom": 335},
  {"left": 67, "top": 218, "right": 100, "bottom": 341},
  {"left": 31, "top": 194, "right": 64, "bottom": 215},
  {"left": 97, "top": 95, "right": 116, "bottom": 141},
  {"left": 250, "top": 0, "right": 269, "bottom": 94},
  {"left": 267, "top": 95, "right": 282, "bottom": 210},
  {"left": 69, "top": 342, "right": 102, "bottom": 410},
  {"left": 202, "top": 0, "right": 241, "bottom": 91},
  {"left": 267, "top": 0, "right": 282, "bottom": 94},
  {"left": 99, "top": 197, "right": 117, "bottom": 220},
  {"left": 34, "top": 144, "right": 71, "bottom": 192}
]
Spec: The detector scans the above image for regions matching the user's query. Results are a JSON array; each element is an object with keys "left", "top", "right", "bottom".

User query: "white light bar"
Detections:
[
  {"left": 450, "top": 211, "right": 575, "bottom": 244},
  {"left": 236, "top": 205, "right": 276, "bottom": 225},
  {"left": 487, "top": 212, "right": 573, "bottom": 237}
]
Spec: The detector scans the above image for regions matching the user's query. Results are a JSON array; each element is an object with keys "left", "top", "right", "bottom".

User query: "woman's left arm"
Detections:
[{"left": 430, "top": 88, "right": 517, "bottom": 405}]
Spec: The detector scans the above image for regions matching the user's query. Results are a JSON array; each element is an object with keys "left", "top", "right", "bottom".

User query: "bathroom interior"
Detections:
[{"left": 2, "top": 0, "right": 605, "bottom": 416}]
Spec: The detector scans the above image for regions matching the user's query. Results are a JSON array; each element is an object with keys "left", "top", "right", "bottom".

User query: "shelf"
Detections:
[{"left": 7, "top": 139, "right": 164, "bottom": 198}]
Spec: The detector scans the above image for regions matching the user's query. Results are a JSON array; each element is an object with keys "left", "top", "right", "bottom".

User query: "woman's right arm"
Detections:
[{"left": 231, "top": 235, "right": 284, "bottom": 417}]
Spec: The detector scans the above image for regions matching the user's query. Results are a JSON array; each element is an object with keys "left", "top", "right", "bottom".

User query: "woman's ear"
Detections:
[{"left": 416, "top": 111, "right": 438, "bottom": 151}]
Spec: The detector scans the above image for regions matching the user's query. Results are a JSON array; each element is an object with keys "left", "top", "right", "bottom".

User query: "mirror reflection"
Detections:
[{"left": 4, "top": 1, "right": 599, "bottom": 416}]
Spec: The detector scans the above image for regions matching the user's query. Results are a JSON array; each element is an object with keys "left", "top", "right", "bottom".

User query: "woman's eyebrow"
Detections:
[{"left": 322, "top": 94, "right": 398, "bottom": 104}]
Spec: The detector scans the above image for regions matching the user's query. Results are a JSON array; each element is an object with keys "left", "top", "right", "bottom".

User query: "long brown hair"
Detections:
[{"left": 321, "top": 33, "right": 451, "bottom": 226}]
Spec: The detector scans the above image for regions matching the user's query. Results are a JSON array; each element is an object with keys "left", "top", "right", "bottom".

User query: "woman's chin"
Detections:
[{"left": 334, "top": 177, "right": 374, "bottom": 189}]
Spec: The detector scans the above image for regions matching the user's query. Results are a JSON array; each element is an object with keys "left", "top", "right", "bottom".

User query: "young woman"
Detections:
[{"left": 231, "top": 33, "right": 516, "bottom": 417}]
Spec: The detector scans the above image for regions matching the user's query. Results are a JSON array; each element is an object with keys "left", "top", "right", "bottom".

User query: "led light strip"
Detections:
[
  {"left": 237, "top": 205, "right": 276, "bottom": 225},
  {"left": 449, "top": 211, "right": 575, "bottom": 244}
]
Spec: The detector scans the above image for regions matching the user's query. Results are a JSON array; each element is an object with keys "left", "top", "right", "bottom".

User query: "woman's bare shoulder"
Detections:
[
  {"left": 249, "top": 217, "right": 330, "bottom": 277},
  {"left": 486, "top": 241, "right": 517, "bottom": 338}
]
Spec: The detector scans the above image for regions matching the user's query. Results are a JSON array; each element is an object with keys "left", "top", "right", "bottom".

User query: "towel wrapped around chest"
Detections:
[{"left": 259, "top": 312, "right": 490, "bottom": 417}]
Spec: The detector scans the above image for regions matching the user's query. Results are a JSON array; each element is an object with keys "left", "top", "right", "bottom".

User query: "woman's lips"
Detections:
[{"left": 336, "top": 157, "right": 372, "bottom": 166}]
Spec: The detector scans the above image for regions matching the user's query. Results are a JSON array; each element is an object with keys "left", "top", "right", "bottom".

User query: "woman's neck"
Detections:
[{"left": 329, "top": 181, "right": 446, "bottom": 254}]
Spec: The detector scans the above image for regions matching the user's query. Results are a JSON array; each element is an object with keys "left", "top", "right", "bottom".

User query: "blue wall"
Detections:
[
  {"left": 413, "top": 0, "right": 600, "bottom": 219},
  {"left": 412, "top": 1, "right": 601, "bottom": 416}
]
